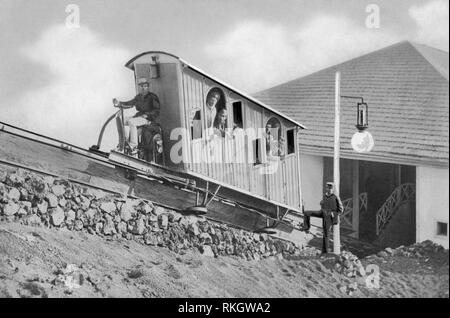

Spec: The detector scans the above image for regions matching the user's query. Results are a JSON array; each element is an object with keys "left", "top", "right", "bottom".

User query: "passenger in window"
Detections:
[
  {"left": 205, "top": 91, "right": 221, "bottom": 130},
  {"left": 213, "top": 108, "right": 228, "bottom": 138},
  {"left": 265, "top": 123, "right": 274, "bottom": 156},
  {"left": 278, "top": 136, "right": 286, "bottom": 157},
  {"left": 265, "top": 121, "right": 282, "bottom": 157},
  {"left": 113, "top": 78, "right": 160, "bottom": 154}
]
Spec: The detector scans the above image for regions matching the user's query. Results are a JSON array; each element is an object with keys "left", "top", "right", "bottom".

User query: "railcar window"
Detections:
[
  {"left": 265, "top": 117, "right": 283, "bottom": 157},
  {"left": 205, "top": 87, "right": 226, "bottom": 130},
  {"left": 191, "top": 110, "right": 202, "bottom": 140},
  {"left": 232, "top": 101, "right": 243, "bottom": 129},
  {"left": 287, "top": 129, "right": 295, "bottom": 155},
  {"left": 253, "top": 138, "right": 262, "bottom": 165}
]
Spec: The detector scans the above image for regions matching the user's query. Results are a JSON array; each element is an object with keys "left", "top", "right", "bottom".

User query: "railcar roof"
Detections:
[{"left": 125, "top": 51, "right": 307, "bottom": 130}]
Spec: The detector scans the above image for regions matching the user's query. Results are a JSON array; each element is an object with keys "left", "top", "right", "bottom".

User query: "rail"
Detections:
[
  {"left": 341, "top": 192, "right": 367, "bottom": 230},
  {"left": 376, "top": 183, "right": 415, "bottom": 235}
]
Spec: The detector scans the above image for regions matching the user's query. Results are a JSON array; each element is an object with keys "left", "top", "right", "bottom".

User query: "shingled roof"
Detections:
[{"left": 254, "top": 41, "right": 449, "bottom": 167}]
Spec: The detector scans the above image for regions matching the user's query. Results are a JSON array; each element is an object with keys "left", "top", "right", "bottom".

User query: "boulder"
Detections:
[
  {"left": 46, "top": 193, "right": 58, "bottom": 208},
  {"left": 0, "top": 171, "right": 7, "bottom": 183},
  {"left": 85, "top": 209, "right": 97, "bottom": 220},
  {"left": 100, "top": 202, "right": 117, "bottom": 214},
  {"left": 200, "top": 245, "right": 215, "bottom": 257},
  {"left": 3, "top": 202, "right": 20, "bottom": 215},
  {"left": 117, "top": 221, "right": 127, "bottom": 234},
  {"left": 66, "top": 210, "right": 76, "bottom": 223},
  {"left": 144, "top": 234, "right": 158, "bottom": 246},
  {"left": 7, "top": 188, "right": 21, "bottom": 201},
  {"left": 385, "top": 247, "right": 394, "bottom": 255},
  {"left": 20, "top": 201, "right": 32, "bottom": 213},
  {"left": 74, "top": 220, "right": 84, "bottom": 231},
  {"left": 158, "top": 214, "right": 169, "bottom": 230},
  {"left": 188, "top": 223, "right": 200, "bottom": 236},
  {"left": 52, "top": 185, "right": 66, "bottom": 197},
  {"left": 24, "top": 214, "right": 42, "bottom": 226},
  {"left": 59, "top": 198, "right": 67, "bottom": 208},
  {"left": 153, "top": 206, "right": 165, "bottom": 216},
  {"left": 5, "top": 173, "right": 25, "bottom": 187},
  {"left": 95, "top": 222, "right": 103, "bottom": 233},
  {"left": 37, "top": 201, "right": 48, "bottom": 214},
  {"left": 103, "top": 216, "right": 116, "bottom": 235},
  {"left": 43, "top": 176, "right": 55, "bottom": 186},
  {"left": 51, "top": 207, "right": 65, "bottom": 226},
  {"left": 19, "top": 188, "right": 30, "bottom": 201},
  {"left": 79, "top": 196, "right": 91, "bottom": 210},
  {"left": 119, "top": 202, "right": 133, "bottom": 222},
  {"left": 148, "top": 214, "right": 158, "bottom": 223},
  {"left": 17, "top": 207, "right": 27, "bottom": 216},
  {"left": 132, "top": 217, "right": 146, "bottom": 235},
  {"left": 140, "top": 202, "right": 154, "bottom": 214}
]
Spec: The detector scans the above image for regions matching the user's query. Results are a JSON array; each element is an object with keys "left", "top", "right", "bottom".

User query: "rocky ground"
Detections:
[{"left": 0, "top": 166, "right": 448, "bottom": 298}]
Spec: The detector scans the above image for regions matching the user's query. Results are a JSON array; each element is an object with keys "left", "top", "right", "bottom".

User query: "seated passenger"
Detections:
[{"left": 113, "top": 78, "right": 160, "bottom": 154}]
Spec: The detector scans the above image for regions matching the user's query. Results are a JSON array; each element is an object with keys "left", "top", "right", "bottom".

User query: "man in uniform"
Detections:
[
  {"left": 301, "top": 182, "right": 343, "bottom": 254},
  {"left": 113, "top": 78, "right": 160, "bottom": 154}
]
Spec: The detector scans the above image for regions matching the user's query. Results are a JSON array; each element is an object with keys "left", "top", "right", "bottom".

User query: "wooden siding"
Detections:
[{"left": 180, "top": 67, "right": 302, "bottom": 208}]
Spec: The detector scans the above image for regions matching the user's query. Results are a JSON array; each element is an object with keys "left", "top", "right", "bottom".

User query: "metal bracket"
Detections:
[{"left": 184, "top": 182, "right": 221, "bottom": 216}]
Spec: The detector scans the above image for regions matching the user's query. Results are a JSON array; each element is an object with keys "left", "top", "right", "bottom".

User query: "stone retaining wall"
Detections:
[{"left": 0, "top": 166, "right": 314, "bottom": 260}]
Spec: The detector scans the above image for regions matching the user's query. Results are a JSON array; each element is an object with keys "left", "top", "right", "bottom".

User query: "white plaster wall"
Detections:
[
  {"left": 416, "top": 166, "right": 449, "bottom": 248},
  {"left": 300, "top": 154, "right": 323, "bottom": 228}
]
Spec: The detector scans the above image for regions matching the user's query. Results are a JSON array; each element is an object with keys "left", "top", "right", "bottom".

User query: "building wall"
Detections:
[
  {"left": 416, "top": 166, "right": 449, "bottom": 248},
  {"left": 299, "top": 154, "right": 323, "bottom": 228},
  {"left": 300, "top": 154, "right": 323, "bottom": 210}
]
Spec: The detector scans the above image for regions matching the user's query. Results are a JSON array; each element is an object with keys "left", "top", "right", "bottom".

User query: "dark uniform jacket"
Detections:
[
  {"left": 321, "top": 193, "right": 344, "bottom": 214},
  {"left": 121, "top": 92, "right": 160, "bottom": 122}
]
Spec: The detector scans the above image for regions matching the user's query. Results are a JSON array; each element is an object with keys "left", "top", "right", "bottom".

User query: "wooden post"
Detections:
[
  {"left": 352, "top": 160, "right": 360, "bottom": 238},
  {"left": 333, "top": 71, "right": 341, "bottom": 255},
  {"left": 296, "top": 127, "right": 303, "bottom": 210}
]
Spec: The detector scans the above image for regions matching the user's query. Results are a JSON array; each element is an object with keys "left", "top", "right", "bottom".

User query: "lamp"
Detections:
[{"left": 356, "top": 102, "right": 369, "bottom": 131}]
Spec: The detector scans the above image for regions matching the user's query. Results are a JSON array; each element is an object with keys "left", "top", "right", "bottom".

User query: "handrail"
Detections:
[
  {"left": 341, "top": 192, "right": 367, "bottom": 230},
  {"left": 94, "top": 110, "right": 120, "bottom": 148},
  {"left": 376, "top": 183, "right": 415, "bottom": 235}
]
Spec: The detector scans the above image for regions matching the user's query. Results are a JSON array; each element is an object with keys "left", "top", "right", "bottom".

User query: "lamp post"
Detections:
[{"left": 333, "top": 72, "right": 372, "bottom": 255}]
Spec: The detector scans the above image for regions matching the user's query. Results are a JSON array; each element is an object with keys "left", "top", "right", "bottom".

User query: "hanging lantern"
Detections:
[{"left": 356, "top": 102, "right": 368, "bottom": 131}]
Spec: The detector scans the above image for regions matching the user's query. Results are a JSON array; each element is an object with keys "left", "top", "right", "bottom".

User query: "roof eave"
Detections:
[{"left": 124, "top": 52, "right": 307, "bottom": 130}]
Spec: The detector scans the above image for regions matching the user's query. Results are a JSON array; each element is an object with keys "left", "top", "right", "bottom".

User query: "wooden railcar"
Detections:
[{"left": 124, "top": 52, "right": 304, "bottom": 198}]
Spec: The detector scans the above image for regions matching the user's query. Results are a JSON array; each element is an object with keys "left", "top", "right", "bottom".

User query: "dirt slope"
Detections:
[{"left": 0, "top": 222, "right": 447, "bottom": 298}]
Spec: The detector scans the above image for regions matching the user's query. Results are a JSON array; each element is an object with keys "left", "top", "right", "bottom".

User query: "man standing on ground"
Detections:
[{"left": 301, "top": 182, "right": 343, "bottom": 254}]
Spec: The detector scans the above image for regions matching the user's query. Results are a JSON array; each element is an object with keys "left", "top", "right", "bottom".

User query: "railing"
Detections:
[
  {"left": 341, "top": 192, "right": 368, "bottom": 230},
  {"left": 376, "top": 183, "right": 415, "bottom": 235}
]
